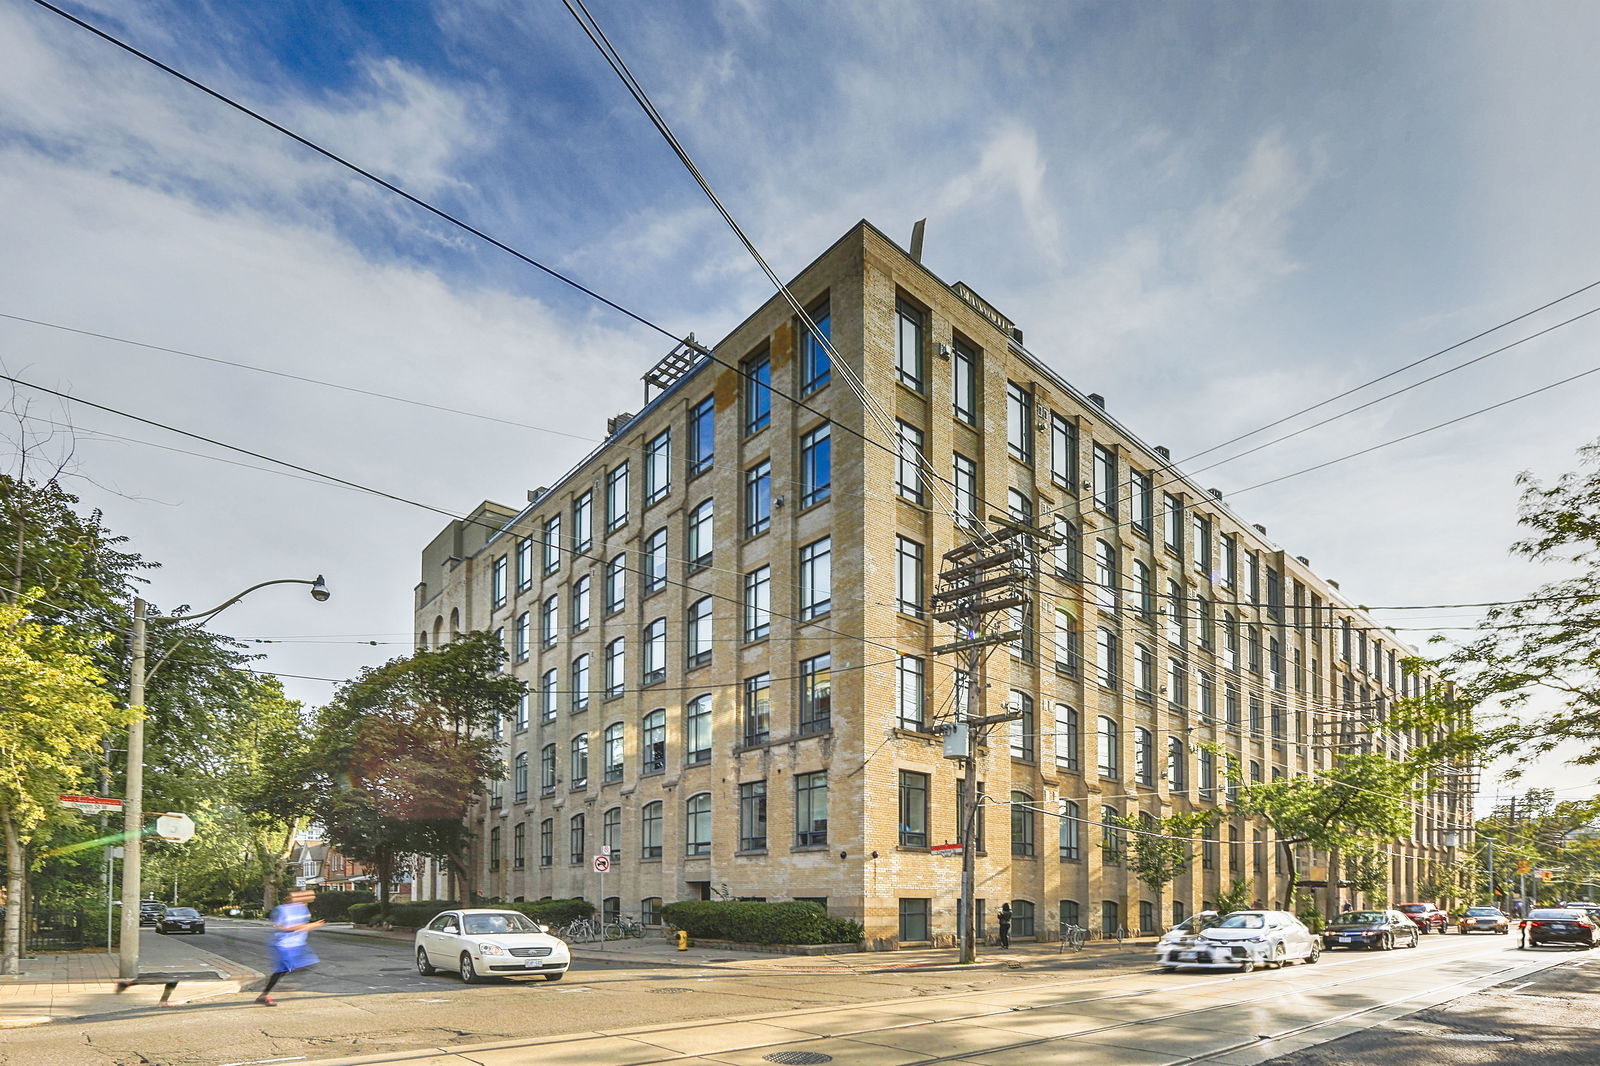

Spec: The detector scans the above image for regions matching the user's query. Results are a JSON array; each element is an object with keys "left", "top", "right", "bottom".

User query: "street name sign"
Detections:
[
  {"left": 59, "top": 794, "right": 123, "bottom": 814},
  {"left": 931, "top": 843, "right": 963, "bottom": 856}
]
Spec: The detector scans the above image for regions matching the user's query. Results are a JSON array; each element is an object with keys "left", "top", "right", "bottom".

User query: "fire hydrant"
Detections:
[{"left": 676, "top": 929, "right": 689, "bottom": 951}]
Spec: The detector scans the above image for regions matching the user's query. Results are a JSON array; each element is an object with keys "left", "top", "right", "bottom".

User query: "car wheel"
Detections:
[
  {"left": 1382, "top": 934, "right": 1394, "bottom": 951},
  {"left": 416, "top": 947, "right": 435, "bottom": 976},
  {"left": 544, "top": 971, "right": 565, "bottom": 982},
  {"left": 1239, "top": 960, "right": 1254, "bottom": 974},
  {"left": 460, "top": 953, "right": 481, "bottom": 984},
  {"left": 1271, "top": 944, "right": 1287, "bottom": 969},
  {"left": 1306, "top": 944, "right": 1321, "bottom": 964},
  {"left": 1409, "top": 931, "right": 1419, "bottom": 948}
]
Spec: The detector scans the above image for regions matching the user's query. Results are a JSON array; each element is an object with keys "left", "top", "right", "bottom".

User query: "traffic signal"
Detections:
[
  {"left": 1516, "top": 860, "right": 1531, "bottom": 875},
  {"left": 1539, "top": 869, "right": 1554, "bottom": 882}
]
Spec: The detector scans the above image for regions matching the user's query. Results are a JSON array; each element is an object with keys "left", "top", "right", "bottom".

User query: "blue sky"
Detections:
[{"left": 3, "top": 0, "right": 1598, "bottom": 804}]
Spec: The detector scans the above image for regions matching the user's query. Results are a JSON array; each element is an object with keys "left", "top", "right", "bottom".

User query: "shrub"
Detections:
[
  {"left": 661, "top": 901, "right": 856, "bottom": 945},
  {"left": 506, "top": 898, "right": 594, "bottom": 927},
  {"left": 347, "top": 902, "right": 383, "bottom": 925},
  {"left": 311, "top": 891, "right": 375, "bottom": 922}
]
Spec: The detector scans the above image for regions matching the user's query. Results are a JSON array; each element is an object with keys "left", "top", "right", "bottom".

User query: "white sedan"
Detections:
[
  {"left": 414, "top": 908, "right": 571, "bottom": 983},
  {"left": 1165, "top": 910, "right": 1321, "bottom": 972}
]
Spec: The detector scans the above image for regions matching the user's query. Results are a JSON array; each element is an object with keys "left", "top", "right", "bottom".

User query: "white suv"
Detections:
[{"left": 1164, "top": 910, "right": 1320, "bottom": 972}]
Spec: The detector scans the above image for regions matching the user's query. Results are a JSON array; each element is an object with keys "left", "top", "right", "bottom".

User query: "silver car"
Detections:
[
  {"left": 414, "top": 909, "right": 571, "bottom": 983},
  {"left": 1170, "top": 910, "right": 1321, "bottom": 972}
]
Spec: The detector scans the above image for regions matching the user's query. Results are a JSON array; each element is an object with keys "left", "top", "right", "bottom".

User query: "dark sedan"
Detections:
[
  {"left": 138, "top": 900, "right": 165, "bottom": 926},
  {"left": 1322, "top": 910, "right": 1419, "bottom": 951},
  {"left": 1520, "top": 908, "right": 1598, "bottom": 949},
  {"left": 156, "top": 906, "right": 206, "bottom": 934}
]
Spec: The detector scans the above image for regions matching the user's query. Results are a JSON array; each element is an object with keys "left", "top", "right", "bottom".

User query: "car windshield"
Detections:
[
  {"left": 1397, "top": 904, "right": 1426, "bottom": 913},
  {"left": 1173, "top": 913, "right": 1223, "bottom": 934},
  {"left": 1217, "top": 914, "right": 1265, "bottom": 929},
  {"left": 1337, "top": 912, "right": 1388, "bottom": 925},
  {"left": 1465, "top": 908, "right": 1501, "bottom": 916},
  {"left": 166, "top": 908, "right": 199, "bottom": 917},
  {"left": 1529, "top": 909, "right": 1581, "bottom": 920},
  {"left": 463, "top": 912, "right": 540, "bottom": 935}
]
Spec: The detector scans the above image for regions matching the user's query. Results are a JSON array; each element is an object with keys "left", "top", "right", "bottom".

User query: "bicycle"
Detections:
[
  {"left": 611, "top": 914, "right": 645, "bottom": 939},
  {"left": 1058, "top": 923, "right": 1087, "bottom": 953},
  {"left": 562, "top": 917, "right": 600, "bottom": 943}
]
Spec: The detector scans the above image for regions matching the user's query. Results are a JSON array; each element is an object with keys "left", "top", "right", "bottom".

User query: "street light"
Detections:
[{"left": 118, "top": 576, "right": 330, "bottom": 980}]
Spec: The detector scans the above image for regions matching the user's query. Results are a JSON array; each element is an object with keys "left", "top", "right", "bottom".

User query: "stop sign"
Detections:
[{"left": 154, "top": 812, "right": 195, "bottom": 843}]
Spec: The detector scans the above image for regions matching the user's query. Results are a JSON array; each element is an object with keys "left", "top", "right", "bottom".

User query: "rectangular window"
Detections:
[
  {"left": 898, "top": 771, "right": 929, "bottom": 847},
  {"left": 604, "top": 638, "right": 625, "bottom": 698},
  {"left": 572, "top": 575, "right": 591, "bottom": 632},
  {"left": 738, "top": 781, "right": 768, "bottom": 851},
  {"left": 686, "top": 499, "right": 714, "bottom": 570},
  {"left": 514, "top": 612, "right": 530, "bottom": 661},
  {"left": 895, "top": 655, "right": 925, "bottom": 731},
  {"left": 644, "top": 430, "right": 671, "bottom": 505},
  {"left": 573, "top": 491, "right": 593, "bottom": 552},
  {"left": 604, "top": 725, "right": 624, "bottom": 782},
  {"left": 643, "top": 528, "right": 668, "bottom": 595},
  {"left": 491, "top": 555, "right": 508, "bottom": 609},
  {"left": 743, "top": 566, "right": 771, "bottom": 641},
  {"left": 1192, "top": 515, "right": 1211, "bottom": 573},
  {"left": 540, "top": 595, "right": 558, "bottom": 646},
  {"left": 899, "top": 898, "right": 931, "bottom": 942},
  {"left": 895, "top": 299, "right": 923, "bottom": 391},
  {"left": 571, "top": 655, "right": 590, "bottom": 713},
  {"left": 685, "top": 696, "right": 711, "bottom": 765},
  {"left": 542, "top": 515, "right": 562, "bottom": 574},
  {"left": 602, "top": 807, "right": 621, "bottom": 860},
  {"left": 688, "top": 396, "right": 715, "bottom": 476},
  {"left": 686, "top": 797, "right": 711, "bottom": 856},
  {"left": 799, "top": 423, "right": 831, "bottom": 507},
  {"left": 896, "top": 536, "right": 924, "bottom": 617},
  {"left": 895, "top": 420, "right": 924, "bottom": 503},
  {"left": 801, "top": 300, "right": 831, "bottom": 394},
  {"left": 541, "top": 670, "right": 558, "bottom": 722},
  {"left": 744, "top": 459, "right": 772, "bottom": 536},
  {"left": 1008, "top": 690, "right": 1036, "bottom": 761},
  {"left": 1052, "top": 607, "right": 1081, "bottom": 677},
  {"left": 799, "top": 537, "right": 832, "bottom": 620},
  {"left": 1050, "top": 413, "right": 1076, "bottom": 490},
  {"left": 953, "top": 452, "right": 978, "bottom": 525},
  {"left": 952, "top": 340, "right": 977, "bottom": 424},
  {"left": 1130, "top": 471, "right": 1152, "bottom": 534},
  {"left": 515, "top": 538, "right": 533, "bottom": 592},
  {"left": 744, "top": 350, "right": 772, "bottom": 434},
  {"left": 795, "top": 771, "right": 828, "bottom": 846},
  {"left": 1006, "top": 382, "right": 1033, "bottom": 463},
  {"left": 515, "top": 692, "right": 529, "bottom": 730},
  {"left": 604, "top": 553, "right": 626, "bottom": 615},
  {"left": 1059, "top": 801, "right": 1081, "bottom": 861},
  {"left": 686, "top": 597, "right": 713, "bottom": 668},
  {"left": 1092, "top": 444, "right": 1117, "bottom": 515},
  {"left": 641, "top": 803, "right": 662, "bottom": 859},
  {"left": 1221, "top": 533, "right": 1237, "bottom": 588},
  {"left": 743, "top": 673, "right": 772, "bottom": 746},
  {"left": 540, "top": 819, "right": 553, "bottom": 867},
  {"left": 606, "top": 463, "right": 629, "bottom": 530},
  {"left": 642, "top": 618, "right": 666, "bottom": 684},
  {"left": 799, "top": 653, "right": 831, "bottom": 735},
  {"left": 569, "top": 814, "right": 585, "bottom": 865},
  {"left": 1163, "top": 494, "right": 1183, "bottom": 558}
]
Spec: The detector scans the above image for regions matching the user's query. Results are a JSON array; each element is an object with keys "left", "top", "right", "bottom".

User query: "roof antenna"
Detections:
[{"left": 910, "top": 218, "right": 927, "bottom": 263}]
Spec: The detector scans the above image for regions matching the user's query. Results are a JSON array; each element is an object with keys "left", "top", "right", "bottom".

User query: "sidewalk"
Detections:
[
  {"left": 0, "top": 931, "right": 259, "bottom": 1029},
  {"left": 324, "top": 921, "right": 1163, "bottom": 975}
]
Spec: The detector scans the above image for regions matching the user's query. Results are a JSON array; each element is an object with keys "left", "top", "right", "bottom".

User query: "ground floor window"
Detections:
[
  {"left": 1011, "top": 899, "right": 1036, "bottom": 937},
  {"left": 1139, "top": 900, "right": 1155, "bottom": 933},
  {"left": 1060, "top": 899, "right": 1080, "bottom": 928},
  {"left": 1101, "top": 899, "right": 1121, "bottom": 936},
  {"left": 604, "top": 896, "right": 620, "bottom": 924},
  {"left": 899, "top": 898, "right": 931, "bottom": 942},
  {"left": 641, "top": 897, "right": 662, "bottom": 925}
]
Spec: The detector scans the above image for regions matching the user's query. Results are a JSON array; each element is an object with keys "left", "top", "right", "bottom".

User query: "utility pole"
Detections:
[{"left": 932, "top": 517, "right": 1055, "bottom": 964}]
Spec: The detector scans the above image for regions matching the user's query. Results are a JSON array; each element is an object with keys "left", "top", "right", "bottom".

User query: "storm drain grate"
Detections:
[
  {"left": 647, "top": 987, "right": 690, "bottom": 994},
  {"left": 763, "top": 1054, "right": 833, "bottom": 1065}
]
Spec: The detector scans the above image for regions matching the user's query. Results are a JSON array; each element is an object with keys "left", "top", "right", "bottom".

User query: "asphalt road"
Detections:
[{"left": 0, "top": 921, "right": 1586, "bottom": 1066}]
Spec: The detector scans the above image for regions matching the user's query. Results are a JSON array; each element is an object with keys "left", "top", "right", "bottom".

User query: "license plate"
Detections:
[
  {"left": 1550, "top": 924, "right": 1567, "bottom": 930},
  {"left": 525, "top": 959, "right": 543, "bottom": 968},
  {"left": 1182, "top": 952, "right": 1198, "bottom": 961},
  {"left": 1339, "top": 936, "right": 1354, "bottom": 942}
]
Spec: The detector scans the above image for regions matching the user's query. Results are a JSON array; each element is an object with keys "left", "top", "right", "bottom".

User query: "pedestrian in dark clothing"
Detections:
[
  {"left": 258, "top": 889, "right": 323, "bottom": 1005},
  {"left": 997, "top": 903, "right": 1012, "bottom": 949}
]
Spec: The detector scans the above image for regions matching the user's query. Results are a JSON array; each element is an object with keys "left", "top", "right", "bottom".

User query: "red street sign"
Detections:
[
  {"left": 59, "top": 794, "right": 124, "bottom": 814},
  {"left": 592, "top": 855, "right": 611, "bottom": 873},
  {"left": 930, "top": 843, "right": 963, "bottom": 856}
]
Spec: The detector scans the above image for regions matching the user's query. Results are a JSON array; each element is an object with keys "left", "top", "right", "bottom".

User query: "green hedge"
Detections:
[
  {"left": 311, "top": 891, "right": 374, "bottom": 922},
  {"left": 347, "top": 901, "right": 383, "bottom": 925},
  {"left": 660, "top": 901, "right": 859, "bottom": 945},
  {"left": 506, "top": 898, "right": 594, "bottom": 926}
]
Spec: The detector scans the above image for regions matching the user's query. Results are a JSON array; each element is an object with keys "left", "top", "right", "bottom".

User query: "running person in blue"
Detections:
[{"left": 258, "top": 889, "right": 323, "bottom": 1005}]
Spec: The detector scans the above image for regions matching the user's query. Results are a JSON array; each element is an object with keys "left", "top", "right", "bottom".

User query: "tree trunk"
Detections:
[
  {"left": 1280, "top": 840, "right": 1301, "bottom": 910},
  {"left": 2, "top": 808, "right": 26, "bottom": 975},
  {"left": 449, "top": 846, "right": 475, "bottom": 906},
  {"left": 375, "top": 849, "right": 393, "bottom": 916}
]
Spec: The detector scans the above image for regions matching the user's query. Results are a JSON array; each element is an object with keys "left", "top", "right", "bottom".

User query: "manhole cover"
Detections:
[
  {"left": 648, "top": 987, "right": 690, "bottom": 994},
  {"left": 763, "top": 1055, "right": 833, "bottom": 1065}
]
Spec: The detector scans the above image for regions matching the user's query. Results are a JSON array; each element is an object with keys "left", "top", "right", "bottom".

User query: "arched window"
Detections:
[
  {"left": 1010, "top": 791, "right": 1036, "bottom": 857},
  {"left": 513, "top": 752, "right": 529, "bottom": 803},
  {"left": 1101, "top": 899, "right": 1121, "bottom": 936},
  {"left": 640, "top": 801, "right": 663, "bottom": 859},
  {"left": 1060, "top": 899, "right": 1080, "bottom": 928},
  {"left": 685, "top": 793, "right": 712, "bottom": 856},
  {"left": 603, "top": 723, "right": 624, "bottom": 782},
  {"left": 1096, "top": 627, "right": 1118, "bottom": 687},
  {"left": 1097, "top": 716, "right": 1119, "bottom": 777},
  {"left": 1011, "top": 900, "right": 1036, "bottom": 938},
  {"left": 568, "top": 813, "right": 584, "bottom": 864},
  {"left": 1139, "top": 900, "right": 1155, "bottom": 934},
  {"left": 570, "top": 733, "right": 589, "bottom": 787},
  {"left": 1133, "top": 643, "right": 1155, "bottom": 699},
  {"left": 1059, "top": 800, "right": 1081, "bottom": 861},
  {"left": 1134, "top": 726, "right": 1153, "bottom": 785},
  {"left": 642, "top": 709, "right": 666, "bottom": 773},
  {"left": 1053, "top": 705, "right": 1080, "bottom": 771},
  {"left": 1132, "top": 560, "right": 1153, "bottom": 617},
  {"left": 685, "top": 694, "right": 712, "bottom": 765},
  {"left": 1094, "top": 540, "right": 1118, "bottom": 611},
  {"left": 1101, "top": 805, "right": 1124, "bottom": 863},
  {"left": 539, "top": 744, "right": 556, "bottom": 791}
]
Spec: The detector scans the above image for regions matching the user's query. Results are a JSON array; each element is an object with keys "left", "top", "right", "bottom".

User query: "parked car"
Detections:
[
  {"left": 1395, "top": 903, "right": 1449, "bottom": 933},
  {"left": 414, "top": 909, "right": 570, "bottom": 983},
  {"left": 1521, "top": 908, "right": 1599, "bottom": 950},
  {"left": 156, "top": 906, "right": 206, "bottom": 935},
  {"left": 1457, "top": 906, "right": 1510, "bottom": 935},
  {"left": 1165, "top": 910, "right": 1320, "bottom": 972},
  {"left": 1154, "top": 911, "right": 1224, "bottom": 968},
  {"left": 138, "top": 900, "right": 165, "bottom": 927},
  {"left": 1321, "top": 910, "right": 1420, "bottom": 951}
]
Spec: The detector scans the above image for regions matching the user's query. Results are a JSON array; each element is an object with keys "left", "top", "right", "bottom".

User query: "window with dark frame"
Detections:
[
  {"left": 898, "top": 771, "right": 929, "bottom": 847},
  {"left": 895, "top": 299, "right": 924, "bottom": 392},
  {"left": 799, "top": 653, "right": 831, "bottom": 734},
  {"left": 744, "top": 350, "right": 772, "bottom": 434},
  {"left": 738, "top": 781, "right": 768, "bottom": 851},
  {"left": 795, "top": 771, "right": 828, "bottom": 846}
]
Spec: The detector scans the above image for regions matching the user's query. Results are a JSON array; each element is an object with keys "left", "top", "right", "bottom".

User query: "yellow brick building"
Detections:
[{"left": 414, "top": 220, "right": 1468, "bottom": 944}]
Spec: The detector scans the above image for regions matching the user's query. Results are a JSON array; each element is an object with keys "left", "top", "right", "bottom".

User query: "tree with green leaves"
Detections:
[
  {"left": 311, "top": 633, "right": 522, "bottom": 909},
  {"left": 0, "top": 595, "right": 131, "bottom": 973},
  {"left": 1114, "top": 809, "right": 1214, "bottom": 932},
  {"left": 1225, "top": 753, "right": 1421, "bottom": 909}
]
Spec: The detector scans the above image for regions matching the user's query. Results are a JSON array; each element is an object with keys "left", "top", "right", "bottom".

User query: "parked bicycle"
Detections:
[
  {"left": 1058, "top": 923, "right": 1088, "bottom": 953},
  {"left": 561, "top": 917, "right": 600, "bottom": 943},
  {"left": 610, "top": 914, "right": 645, "bottom": 939}
]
